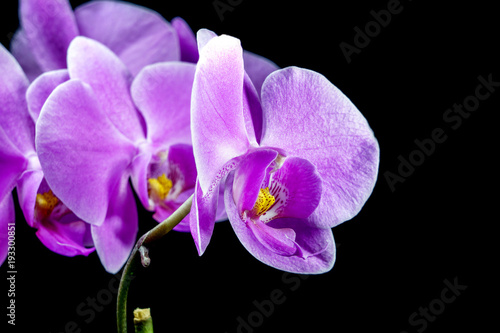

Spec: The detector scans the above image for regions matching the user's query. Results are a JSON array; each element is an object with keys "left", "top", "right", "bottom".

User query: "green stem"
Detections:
[
  {"left": 133, "top": 308, "right": 154, "bottom": 333},
  {"left": 117, "top": 195, "right": 193, "bottom": 333}
]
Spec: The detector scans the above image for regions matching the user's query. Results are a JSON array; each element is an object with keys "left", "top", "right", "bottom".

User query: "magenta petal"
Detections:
[
  {"left": 189, "top": 179, "right": 218, "bottom": 255},
  {"left": 0, "top": 44, "right": 35, "bottom": 155},
  {"left": 0, "top": 128, "right": 26, "bottom": 200},
  {"left": 166, "top": 143, "right": 197, "bottom": 195},
  {"left": 225, "top": 173, "right": 335, "bottom": 273},
  {"left": 232, "top": 149, "right": 278, "bottom": 213},
  {"left": 132, "top": 62, "right": 196, "bottom": 148},
  {"left": 36, "top": 79, "right": 136, "bottom": 225},
  {"left": 26, "top": 69, "right": 69, "bottom": 123},
  {"left": 36, "top": 218, "right": 94, "bottom": 257},
  {"left": 268, "top": 217, "right": 335, "bottom": 267},
  {"left": 189, "top": 155, "right": 241, "bottom": 252},
  {"left": 215, "top": 182, "right": 229, "bottom": 222},
  {"left": 130, "top": 152, "right": 153, "bottom": 210},
  {"left": 242, "top": 73, "right": 261, "bottom": 145},
  {"left": 16, "top": 169, "right": 44, "bottom": 228},
  {"left": 243, "top": 51, "right": 279, "bottom": 98},
  {"left": 260, "top": 67, "right": 380, "bottom": 228},
  {"left": 91, "top": 174, "right": 138, "bottom": 273},
  {"left": 191, "top": 35, "right": 250, "bottom": 192},
  {"left": 20, "top": 0, "right": 78, "bottom": 71},
  {"left": 196, "top": 29, "right": 217, "bottom": 51},
  {"left": 247, "top": 219, "right": 297, "bottom": 256},
  {"left": 67, "top": 37, "right": 145, "bottom": 141},
  {"left": 171, "top": 17, "right": 199, "bottom": 63},
  {"left": 0, "top": 194, "right": 15, "bottom": 266},
  {"left": 75, "top": 1, "right": 179, "bottom": 76},
  {"left": 10, "top": 29, "right": 43, "bottom": 82}
]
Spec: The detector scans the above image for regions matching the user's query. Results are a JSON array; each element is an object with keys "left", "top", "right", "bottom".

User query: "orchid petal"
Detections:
[
  {"left": 31, "top": 177, "right": 94, "bottom": 256},
  {"left": 260, "top": 67, "right": 379, "bottom": 228},
  {"left": 243, "top": 50, "right": 279, "bottom": 98},
  {"left": 189, "top": 152, "right": 241, "bottom": 253},
  {"left": 242, "top": 73, "right": 261, "bottom": 145},
  {"left": 225, "top": 173, "right": 335, "bottom": 273},
  {"left": 0, "top": 128, "right": 26, "bottom": 200},
  {"left": 165, "top": 144, "right": 197, "bottom": 194},
  {"left": 0, "top": 44, "right": 34, "bottom": 154},
  {"left": 0, "top": 194, "right": 15, "bottom": 266},
  {"left": 215, "top": 182, "right": 229, "bottom": 222},
  {"left": 247, "top": 219, "right": 298, "bottom": 256},
  {"left": 191, "top": 35, "right": 250, "bottom": 192},
  {"left": 196, "top": 30, "right": 260, "bottom": 144},
  {"left": 189, "top": 180, "right": 218, "bottom": 255},
  {"left": 67, "top": 36, "right": 145, "bottom": 141},
  {"left": 130, "top": 152, "right": 153, "bottom": 210},
  {"left": 10, "top": 29, "right": 43, "bottom": 81},
  {"left": 19, "top": 0, "right": 78, "bottom": 71},
  {"left": 189, "top": 153, "right": 241, "bottom": 252},
  {"left": 131, "top": 62, "right": 196, "bottom": 148},
  {"left": 26, "top": 69, "right": 69, "bottom": 123},
  {"left": 36, "top": 79, "right": 136, "bottom": 226},
  {"left": 91, "top": 173, "right": 138, "bottom": 274},
  {"left": 15, "top": 169, "right": 44, "bottom": 228},
  {"left": 171, "top": 17, "right": 199, "bottom": 63},
  {"left": 75, "top": 0, "right": 179, "bottom": 76},
  {"left": 196, "top": 28, "right": 217, "bottom": 52},
  {"left": 267, "top": 217, "right": 335, "bottom": 268},
  {"left": 232, "top": 149, "right": 278, "bottom": 213},
  {"left": 36, "top": 218, "right": 94, "bottom": 257}
]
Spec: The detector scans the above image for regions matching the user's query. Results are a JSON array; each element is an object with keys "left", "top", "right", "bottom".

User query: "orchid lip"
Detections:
[
  {"left": 242, "top": 181, "right": 287, "bottom": 224},
  {"left": 34, "top": 189, "right": 75, "bottom": 226},
  {"left": 145, "top": 145, "right": 196, "bottom": 217},
  {"left": 239, "top": 154, "right": 291, "bottom": 224},
  {"left": 235, "top": 153, "right": 324, "bottom": 230}
]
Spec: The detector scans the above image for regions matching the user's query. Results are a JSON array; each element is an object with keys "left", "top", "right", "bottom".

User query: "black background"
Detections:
[{"left": 1, "top": 0, "right": 497, "bottom": 332}]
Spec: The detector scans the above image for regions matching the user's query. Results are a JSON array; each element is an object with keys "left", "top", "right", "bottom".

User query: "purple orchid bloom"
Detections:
[
  {"left": 12, "top": 0, "right": 180, "bottom": 81},
  {"left": 189, "top": 34, "right": 380, "bottom": 274},
  {"left": 0, "top": 44, "right": 94, "bottom": 268},
  {"left": 35, "top": 36, "right": 197, "bottom": 272}
]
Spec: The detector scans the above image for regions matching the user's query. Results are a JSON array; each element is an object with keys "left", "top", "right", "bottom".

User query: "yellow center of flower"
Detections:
[
  {"left": 148, "top": 174, "right": 173, "bottom": 201},
  {"left": 251, "top": 187, "right": 275, "bottom": 216},
  {"left": 35, "top": 190, "right": 58, "bottom": 218}
]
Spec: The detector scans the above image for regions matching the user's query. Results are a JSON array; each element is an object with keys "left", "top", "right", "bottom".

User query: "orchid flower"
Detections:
[
  {"left": 189, "top": 34, "right": 380, "bottom": 274},
  {"left": 12, "top": 0, "right": 180, "bottom": 81},
  {"left": 0, "top": 44, "right": 94, "bottom": 268},
  {"left": 35, "top": 36, "right": 196, "bottom": 272}
]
